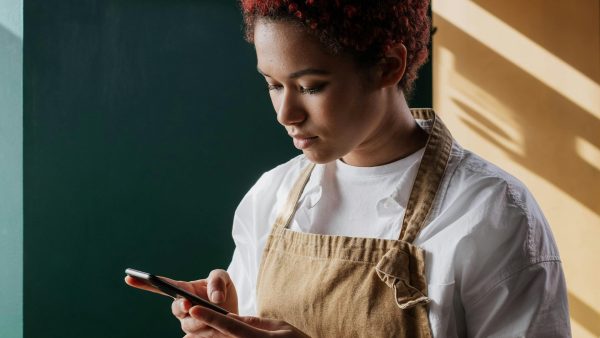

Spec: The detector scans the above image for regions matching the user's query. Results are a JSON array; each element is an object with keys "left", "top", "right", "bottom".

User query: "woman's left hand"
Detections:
[{"left": 184, "top": 306, "right": 310, "bottom": 338}]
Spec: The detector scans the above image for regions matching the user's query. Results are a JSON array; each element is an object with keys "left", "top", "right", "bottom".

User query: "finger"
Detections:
[
  {"left": 188, "top": 279, "right": 209, "bottom": 299},
  {"left": 124, "top": 276, "right": 167, "bottom": 296},
  {"left": 172, "top": 297, "right": 192, "bottom": 319},
  {"left": 182, "top": 331, "right": 222, "bottom": 338},
  {"left": 228, "top": 313, "right": 283, "bottom": 331},
  {"left": 157, "top": 276, "right": 209, "bottom": 299},
  {"left": 206, "top": 270, "right": 232, "bottom": 304},
  {"left": 160, "top": 277, "right": 210, "bottom": 303},
  {"left": 189, "top": 306, "right": 265, "bottom": 338},
  {"left": 180, "top": 315, "right": 222, "bottom": 336},
  {"left": 157, "top": 276, "right": 197, "bottom": 294},
  {"left": 125, "top": 275, "right": 200, "bottom": 300}
]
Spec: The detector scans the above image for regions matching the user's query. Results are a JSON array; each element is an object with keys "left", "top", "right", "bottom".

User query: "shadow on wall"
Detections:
[
  {"left": 569, "top": 292, "right": 600, "bottom": 337},
  {"left": 434, "top": 14, "right": 600, "bottom": 218},
  {"left": 473, "top": 0, "right": 599, "bottom": 84},
  {"left": 433, "top": 0, "right": 599, "bottom": 336}
]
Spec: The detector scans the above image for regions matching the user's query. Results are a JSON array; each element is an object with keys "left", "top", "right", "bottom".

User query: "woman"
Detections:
[{"left": 126, "top": 0, "right": 571, "bottom": 336}]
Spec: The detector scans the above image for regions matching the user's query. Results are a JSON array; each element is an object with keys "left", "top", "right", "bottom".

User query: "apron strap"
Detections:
[
  {"left": 273, "top": 109, "right": 452, "bottom": 241},
  {"left": 398, "top": 109, "right": 453, "bottom": 243},
  {"left": 270, "top": 110, "right": 453, "bottom": 311},
  {"left": 273, "top": 162, "right": 316, "bottom": 229},
  {"left": 374, "top": 109, "right": 453, "bottom": 310}
]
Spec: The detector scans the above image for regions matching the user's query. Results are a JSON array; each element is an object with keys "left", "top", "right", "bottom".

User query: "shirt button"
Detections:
[{"left": 383, "top": 199, "right": 395, "bottom": 209}]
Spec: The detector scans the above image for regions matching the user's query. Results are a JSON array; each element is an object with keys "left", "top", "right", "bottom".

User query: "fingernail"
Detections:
[
  {"left": 189, "top": 306, "right": 201, "bottom": 318},
  {"left": 179, "top": 299, "right": 187, "bottom": 312},
  {"left": 211, "top": 291, "right": 224, "bottom": 303}
]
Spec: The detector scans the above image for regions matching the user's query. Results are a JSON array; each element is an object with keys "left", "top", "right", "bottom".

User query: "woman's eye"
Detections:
[
  {"left": 267, "top": 84, "right": 282, "bottom": 92},
  {"left": 266, "top": 83, "right": 326, "bottom": 94},
  {"left": 300, "top": 84, "right": 326, "bottom": 95}
]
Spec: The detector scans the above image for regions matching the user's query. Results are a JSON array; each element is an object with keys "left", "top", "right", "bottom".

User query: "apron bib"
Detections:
[{"left": 256, "top": 109, "right": 453, "bottom": 337}]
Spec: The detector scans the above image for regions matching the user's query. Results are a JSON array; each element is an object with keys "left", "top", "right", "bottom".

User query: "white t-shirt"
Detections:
[{"left": 227, "top": 131, "right": 570, "bottom": 337}]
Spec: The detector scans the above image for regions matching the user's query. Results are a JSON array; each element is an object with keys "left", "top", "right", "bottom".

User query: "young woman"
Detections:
[{"left": 127, "top": 1, "right": 571, "bottom": 336}]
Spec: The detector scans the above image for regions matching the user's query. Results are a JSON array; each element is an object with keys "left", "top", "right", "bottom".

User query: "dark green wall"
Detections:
[
  {"left": 24, "top": 1, "right": 294, "bottom": 337},
  {"left": 23, "top": 1, "right": 431, "bottom": 337}
]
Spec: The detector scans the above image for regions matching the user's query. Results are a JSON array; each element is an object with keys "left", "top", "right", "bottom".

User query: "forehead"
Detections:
[{"left": 254, "top": 20, "right": 354, "bottom": 76}]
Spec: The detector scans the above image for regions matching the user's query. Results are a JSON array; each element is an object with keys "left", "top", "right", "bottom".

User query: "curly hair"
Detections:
[{"left": 240, "top": 0, "right": 430, "bottom": 96}]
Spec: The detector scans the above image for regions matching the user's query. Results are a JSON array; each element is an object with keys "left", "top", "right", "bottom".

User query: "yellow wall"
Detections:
[{"left": 432, "top": 0, "right": 600, "bottom": 336}]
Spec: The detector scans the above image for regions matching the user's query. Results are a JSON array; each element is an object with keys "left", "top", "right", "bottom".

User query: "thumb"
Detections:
[{"left": 206, "top": 269, "right": 231, "bottom": 304}]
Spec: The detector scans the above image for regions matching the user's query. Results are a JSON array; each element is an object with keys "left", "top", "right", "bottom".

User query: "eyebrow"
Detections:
[{"left": 257, "top": 67, "right": 330, "bottom": 79}]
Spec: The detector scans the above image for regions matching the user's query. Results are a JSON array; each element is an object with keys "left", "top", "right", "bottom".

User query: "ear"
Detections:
[{"left": 377, "top": 42, "right": 407, "bottom": 89}]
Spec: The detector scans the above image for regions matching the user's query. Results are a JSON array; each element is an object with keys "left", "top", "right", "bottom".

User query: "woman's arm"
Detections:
[{"left": 464, "top": 260, "right": 570, "bottom": 337}]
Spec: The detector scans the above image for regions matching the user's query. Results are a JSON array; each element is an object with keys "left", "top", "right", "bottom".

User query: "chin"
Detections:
[{"left": 303, "top": 150, "right": 338, "bottom": 164}]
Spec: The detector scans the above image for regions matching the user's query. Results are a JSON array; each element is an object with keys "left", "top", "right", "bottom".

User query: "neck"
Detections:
[{"left": 341, "top": 92, "right": 428, "bottom": 167}]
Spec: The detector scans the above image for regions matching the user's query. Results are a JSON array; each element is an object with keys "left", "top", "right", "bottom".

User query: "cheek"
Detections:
[
  {"left": 308, "top": 93, "right": 356, "bottom": 132},
  {"left": 269, "top": 93, "right": 279, "bottom": 112},
  {"left": 337, "top": 95, "right": 380, "bottom": 139}
]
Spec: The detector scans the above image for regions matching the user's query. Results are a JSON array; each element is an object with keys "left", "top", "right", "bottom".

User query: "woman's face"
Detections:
[{"left": 254, "top": 20, "right": 389, "bottom": 164}]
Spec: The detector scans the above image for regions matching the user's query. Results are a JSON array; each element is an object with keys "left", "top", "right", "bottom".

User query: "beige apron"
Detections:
[{"left": 256, "top": 109, "right": 453, "bottom": 337}]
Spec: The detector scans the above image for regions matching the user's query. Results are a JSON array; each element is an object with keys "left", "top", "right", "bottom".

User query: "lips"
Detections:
[
  {"left": 288, "top": 132, "right": 315, "bottom": 138},
  {"left": 291, "top": 135, "right": 318, "bottom": 150}
]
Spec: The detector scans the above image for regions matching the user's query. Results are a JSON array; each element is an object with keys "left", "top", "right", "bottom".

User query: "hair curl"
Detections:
[{"left": 240, "top": 0, "right": 430, "bottom": 96}]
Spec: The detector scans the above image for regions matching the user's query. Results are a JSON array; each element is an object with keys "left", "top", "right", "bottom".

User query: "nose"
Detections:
[{"left": 275, "top": 89, "right": 306, "bottom": 126}]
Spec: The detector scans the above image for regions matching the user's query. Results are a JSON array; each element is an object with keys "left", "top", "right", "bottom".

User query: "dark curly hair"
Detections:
[{"left": 240, "top": 0, "right": 430, "bottom": 96}]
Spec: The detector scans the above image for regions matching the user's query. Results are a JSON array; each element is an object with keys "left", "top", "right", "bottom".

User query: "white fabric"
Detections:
[
  {"left": 227, "top": 124, "right": 571, "bottom": 337},
  {"left": 291, "top": 147, "right": 425, "bottom": 239}
]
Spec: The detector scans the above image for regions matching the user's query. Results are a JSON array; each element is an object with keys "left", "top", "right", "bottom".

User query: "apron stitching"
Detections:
[{"left": 258, "top": 250, "right": 388, "bottom": 264}]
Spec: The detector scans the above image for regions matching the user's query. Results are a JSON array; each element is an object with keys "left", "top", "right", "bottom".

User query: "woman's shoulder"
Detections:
[
  {"left": 437, "top": 146, "right": 560, "bottom": 259},
  {"left": 429, "top": 148, "right": 564, "bottom": 309},
  {"left": 235, "top": 154, "right": 309, "bottom": 217},
  {"left": 446, "top": 147, "right": 534, "bottom": 211},
  {"left": 250, "top": 154, "right": 311, "bottom": 195}
]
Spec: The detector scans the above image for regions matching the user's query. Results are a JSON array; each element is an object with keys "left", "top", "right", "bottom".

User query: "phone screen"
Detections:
[{"left": 125, "top": 268, "right": 229, "bottom": 315}]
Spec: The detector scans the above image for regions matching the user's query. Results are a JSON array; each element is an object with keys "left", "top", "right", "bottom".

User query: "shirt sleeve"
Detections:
[
  {"left": 226, "top": 158, "right": 302, "bottom": 316},
  {"left": 227, "top": 180, "right": 262, "bottom": 316},
  {"left": 456, "top": 179, "right": 572, "bottom": 337},
  {"left": 227, "top": 246, "right": 257, "bottom": 316},
  {"left": 464, "top": 260, "right": 571, "bottom": 337}
]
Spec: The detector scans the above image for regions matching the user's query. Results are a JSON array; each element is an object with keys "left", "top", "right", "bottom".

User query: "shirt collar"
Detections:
[
  {"left": 300, "top": 162, "right": 324, "bottom": 209},
  {"left": 301, "top": 115, "right": 434, "bottom": 211},
  {"left": 385, "top": 118, "right": 433, "bottom": 207}
]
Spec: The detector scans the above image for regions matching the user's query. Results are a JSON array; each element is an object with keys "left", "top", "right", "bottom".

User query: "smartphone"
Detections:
[{"left": 125, "top": 268, "right": 229, "bottom": 315}]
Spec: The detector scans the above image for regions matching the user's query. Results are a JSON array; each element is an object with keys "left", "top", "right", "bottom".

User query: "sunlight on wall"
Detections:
[
  {"left": 434, "top": 0, "right": 599, "bottom": 120},
  {"left": 576, "top": 137, "right": 600, "bottom": 172},
  {"left": 433, "top": 1, "right": 600, "bottom": 337}
]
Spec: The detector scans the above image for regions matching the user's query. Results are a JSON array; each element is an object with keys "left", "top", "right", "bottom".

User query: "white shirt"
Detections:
[{"left": 227, "top": 124, "right": 571, "bottom": 337}]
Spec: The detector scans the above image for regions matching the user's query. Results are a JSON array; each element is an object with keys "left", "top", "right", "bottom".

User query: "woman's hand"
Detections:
[
  {"left": 185, "top": 306, "right": 311, "bottom": 338},
  {"left": 124, "top": 269, "right": 239, "bottom": 336}
]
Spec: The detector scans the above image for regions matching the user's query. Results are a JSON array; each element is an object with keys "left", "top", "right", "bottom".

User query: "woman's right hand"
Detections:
[
  {"left": 172, "top": 269, "right": 239, "bottom": 337},
  {"left": 125, "top": 269, "right": 239, "bottom": 337}
]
